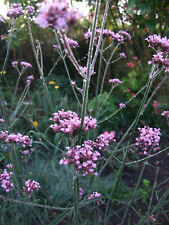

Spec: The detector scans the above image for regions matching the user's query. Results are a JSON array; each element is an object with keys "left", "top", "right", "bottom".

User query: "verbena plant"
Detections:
[{"left": 0, "top": 1, "right": 169, "bottom": 225}]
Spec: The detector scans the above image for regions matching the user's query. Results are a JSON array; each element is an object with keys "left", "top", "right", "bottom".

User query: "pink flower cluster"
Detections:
[
  {"left": 88, "top": 192, "right": 102, "bottom": 203},
  {"left": 35, "top": 0, "right": 82, "bottom": 31},
  {"left": 23, "top": 179, "right": 40, "bottom": 197},
  {"left": 0, "top": 131, "right": 32, "bottom": 149},
  {"left": 161, "top": 110, "right": 169, "bottom": 118},
  {"left": 60, "top": 144, "right": 101, "bottom": 176},
  {"left": 80, "top": 66, "right": 96, "bottom": 76},
  {"left": 93, "top": 131, "right": 116, "bottom": 152},
  {"left": 26, "top": 5, "right": 35, "bottom": 15},
  {"left": 12, "top": 61, "right": 32, "bottom": 69},
  {"left": 119, "top": 103, "right": 126, "bottom": 108},
  {"left": 127, "top": 62, "right": 135, "bottom": 68},
  {"left": 7, "top": 3, "right": 24, "bottom": 19},
  {"left": 50, "top": 110, "right": 97, "bottom": 135},
  {"left": 146, "top": 35, "right": 169, "bottom": 74},
  {"left": 0, "top": 118, "right": 5, "bottom": 123},
  {"left": 109, "top": 78, "right": 122, "bottom": 85},
  {"left": 65, "top": 37, "right": 79, "bottom": 48},
  {"left": 120, "top": 52, "right": 126, "bottom": 58},
  {"left": 136, "top": 126, "right": 161, "bottom": 154},
  {"left": 26, "top": 75, "right": 34, "bottom": 85},
  {"left": 85, "top": 29, "right": 131, "bottom": 43},
  {"left": 145, "top": 35, "right": 169, "bottom": 53},
  {"left": 0, "top": 165, "right": 14, "bottom": 192}
]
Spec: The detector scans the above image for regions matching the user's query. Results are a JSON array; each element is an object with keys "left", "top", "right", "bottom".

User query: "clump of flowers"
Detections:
[
  {"left": 94, "top": 131, "right": 116, "bottom": 152},
  {"left": 145, "top": 35, "right": 169, "bottom": 53},
  {"left": 88, "top": 192, "right": 102, "bottom": 203},
  {"left": 23, "top": 179, "right": 40, "bottom": 197},
  {"left": 26, "top": 5, "right": 35, "bottom": 15},
  {"left": 35, "top": 0, "right": 82, "bottom": 31},
  {"left": 7, "top": 3, "right": 24, "bottom": 19},
  {"left": 0, "top": 118, "right": 5, "bottom": 123},
  {"left": 50, "top": 109, "right": 97, "bottom": 135},
  {"left": 64, "top": 37, "right": 79, "bottom": 48},
  {"left": 109, "top": 78, "right": 122, "bottom": 86},
  {"left": 120, "top": 52, "right": 126, "bottom": 58},
  {"left": 119, "top": 103, "right": 126, "bottom": 108},
  {"left": 85, "top": 29, "right": 131, "bottom": 43},
  {"left": 5, "top": 133, "right": 32, "bottom": 147},
  {"left": 12, "top": 61, "right": 32, "bottom": 72},
  {"left": 136, "top": 126, "right": 161, "bottom": 154},
  {"left": 145, "top": 35, "right": 169, "bottom": 74},
  {"left": 0, "top": 166, "right": 14, "bottom": 192},
  {"left": 161, "top": 110, "right": 169, "bottom": 118},
  {"left": 60, "top": 143, "right": 101, "bottom": 176},
  {"left": 26, "top": 75, "right": 34, "bottom": 85}
]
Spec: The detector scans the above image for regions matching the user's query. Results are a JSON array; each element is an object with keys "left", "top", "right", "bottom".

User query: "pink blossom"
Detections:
[
  {"left": 12, "top": 61, "right": 18, "bottom": 68},
  {"left": 88, "top": 192, "right": 102, "bottom": 203},
  {"left": 109, "top": 78, "right": 122, "bottom": 85},
  {"left": 35, "top": 0, "right": 82, "bottom": 31},
  {"left": 145, "top": 34, "right": 169, "bottom": 54},
  {"left": 0, "top": 168, "right": 14, "bottom": 192},
  {"left": 20, "top": 61, "right": 32, "bottom": 68},
  {"left": 64, "top": 37, "right": 79, "bottom": 48},
  {"left": 127, "top": 62, "right": 134, "bottom": 68},
  {"left": 0, "top": 118, "right": 5, "bottom": 123},
  {"left": 60, "top": 144, "right": 100, "bottom": 176},
  {"left": 136, "top": 126, "right": 161, "bottom": 153},
  {"left": 161, "top": 110, "right": 169, "bottom": 118},
  {"left": 23, "top": 179, "right": 40, "bottom": 197},
  {"left": 149, "top": 215, "right": 156, "bottom": 222},
  {"left": 120, "top": 52, "right": 126, "bottom": 58},
  {"left": 126, "top": 89, "right": 131, "bottom": 93},
  {"left": 7, "top": 3, "right": 24, "bottom": 18},
  {"left": 50, "top": 110, "right": 97, "bottom": 135},
  {"left": 6, "top": 163, "right": 13, "bottom": 169},
  {"left": 132, "top": 56, "right": 138, "bottom": 60},
  {"left": 26, "top": 5, "right": 35, "bottom": 15},
  {"left": 119, "top": 103, "right": 126, "bottom": 108}
]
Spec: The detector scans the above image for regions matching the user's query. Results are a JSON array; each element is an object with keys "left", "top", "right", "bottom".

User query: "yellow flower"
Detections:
[
  {"left": 33, "top": 121, "right": 38, "bottom": 128},
  {"left": 0, "top": 71, "right": 6, "bottom": 75},
  {"left": 54, "top": 86, "right": 59, "bottom": 89},
  {"left": 28, "top": 172, "right": 32, "bottom": 175},
  {"left": 48, "top": 81, "right": 55, "bottom": 85}
]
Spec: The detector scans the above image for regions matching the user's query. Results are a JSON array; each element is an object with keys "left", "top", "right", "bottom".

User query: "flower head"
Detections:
[
  {"left": 35, "top": 0, "right": 82, "bottom": 31},
  {"left": 7, "top": 3, "right": 24, "bottom": 18}
]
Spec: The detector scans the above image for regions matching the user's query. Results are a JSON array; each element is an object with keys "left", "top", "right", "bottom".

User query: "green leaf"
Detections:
[
  {"left": 128, "top": 0, "right": 136, "bottom": 8},
  {"left": 145, "top": 20, "right": 156, "bottom": 30}
]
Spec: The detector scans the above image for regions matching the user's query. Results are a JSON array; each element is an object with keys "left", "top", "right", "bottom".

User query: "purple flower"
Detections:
[
  {"left": 109, "top": 78, "right": 122, "bottom": 85},
  {"left": 12, "top": 61, "right": 18, "bottom": 68},
  {"left": 50, "top": 109, "right": 97, "bottom": 135},
  {"left": 23, "top": 179, "right": 40, "bottom": 197},
  {"left": 65, "top": 37, "right": 79, "bottom": 48},
  {"left": 88, "top": 192, "right": 102, "bottom": 203},
  {"left": 35, "top": 0, "right": 82, "bottom": 31},
  {"left": 26, "top": 5, "right": 35, "bottom": 15},
  {"left": 0, "top": 118, "right": 5, "bottom": 123},
  {"left": 7, "top": 3, "right": 24, "bottom": 19},
  {"left": 20, "top": 61, "right": 32, "bottom": 68},
  {"left": 161, "top": 110, "right": 169, "bottom": 118},
  {"left": 136, "top": 126, "right": 161, "bottom": 154},
  {"left": 60, "top": 143, "right": 100, "bottom": 176},
  {"left": 119, "top": 103, "right": 126, "bottom": 108},
  {"left": 120, "top": 52, "right": 126, "bottom": 58}
]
